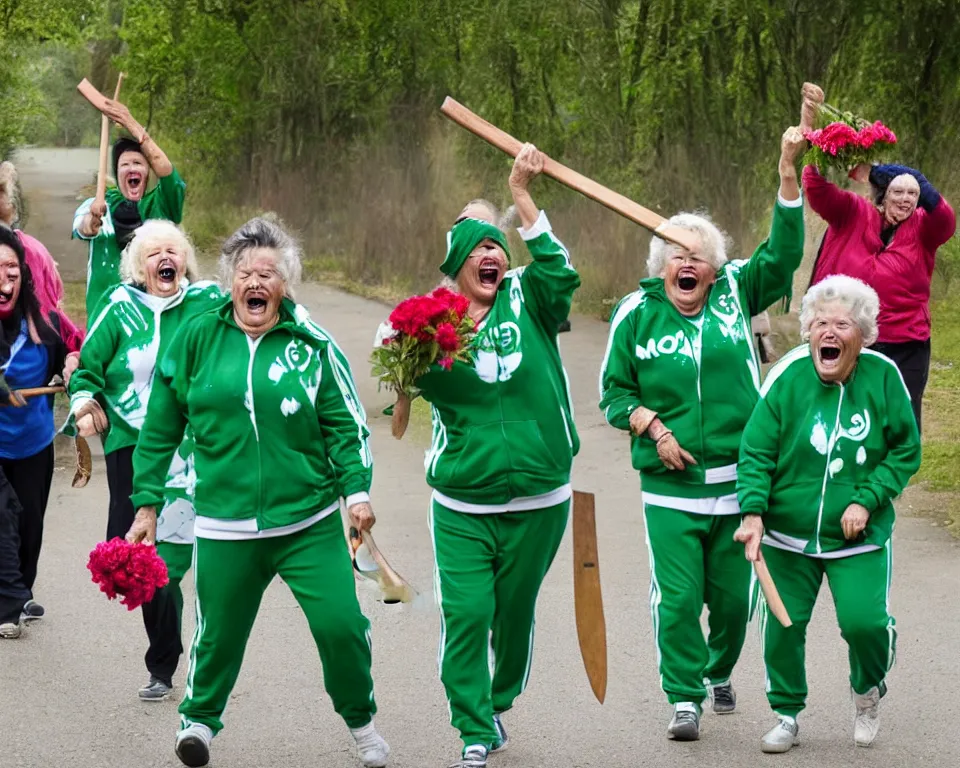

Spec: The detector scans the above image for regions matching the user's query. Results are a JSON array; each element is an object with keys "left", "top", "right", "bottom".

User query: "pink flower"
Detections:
[
  {"left": 434, "top": 322, "right": 460, "bottom": 353},
  {"left": 87, "top": 538, "right": 169, "bottom": 610},
  {"left": 437, "top": 356, "right": 454, "bottom": 371}
]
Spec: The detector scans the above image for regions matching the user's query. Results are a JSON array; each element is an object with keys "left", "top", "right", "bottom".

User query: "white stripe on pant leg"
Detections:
[
  {"left": 642, "top": 504, "right": 665, "bottom": 691},
  {"left": 428, "top": 503, "right": 453, "bottom": 722},
  {"left": 520, "top": 618, "right": 536, "bottom": 693},
  {"left": 181, "top": 542, "right": 204, "bottom": 729},
  {"left": 884, "top": 538, "right": 897, "bottom": 674}
]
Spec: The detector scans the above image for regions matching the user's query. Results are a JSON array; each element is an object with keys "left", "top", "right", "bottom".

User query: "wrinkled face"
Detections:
[
  {"left": 662, "top": 238, "right": 716, "bottom": 316},
  {"left": 142, "top": 239, "right": 187, "bottom": 298},
  {"left": 232, "top": 247, "right": 285, "bottom": 336},
  {"left": 881, "top": 174, "right": 920, "bottom": 227},
  {"left": 0, "top": 245, "right": 21, "bottom": 319},
  {"left": 809, "top": 301, "right": 863, "bottom": 384},
  {"left": 456, "top": 239, "right": 508, "bottom": 307},
  {"left": 118, "top": 150, "right": 149, "bottom": 202}
]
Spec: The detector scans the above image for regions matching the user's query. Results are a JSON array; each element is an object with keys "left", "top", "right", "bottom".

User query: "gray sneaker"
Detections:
[
  {"left": 176, "top": 723, "right": 213, "bottom": 767},
  {"left": 711, "top": 681, "right": 736, "bottom": 714},
  {"left": 853, "top": 687, "right": 881, "bottom": 747},
  {"left": 20, "top": 600, "right": 44, "bottom": 622},
  {"left": 761, "top": 717, "right": 800, "bottom": 753},
  {"left": 667, "top": 704, "right": 700, "bottom": 741},
  {"left": 491, "top": 713, "right": 508, "bottom": 752},
  {"left": 448, "top": 746, "right": 487, "bottom": 768},
  {"left": 139, "top": 676, "right": 173, "bottom": 701}
]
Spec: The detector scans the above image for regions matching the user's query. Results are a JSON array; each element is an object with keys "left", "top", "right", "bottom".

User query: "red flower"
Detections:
[
  {"left": 87, "top": 538, "right": 169, "bottom": 610},
  {"left": 437, "top": 356, "right": 454, "bottom": 370},
  {"left": 435, "top": 322, "right": 460, "bottom": 352},
  {"left": 857, "top": 121, "right": 896, "bottom": 149}
]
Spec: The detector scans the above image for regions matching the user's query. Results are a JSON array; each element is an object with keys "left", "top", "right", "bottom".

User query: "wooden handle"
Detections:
[
  {"left": 754, "top": 553, "right": 793, "bottom": 628},
  {"left": 14, "top": 386, "right": 65, "bottom": 398},
  {"left": 80, "top": 73, "right": 125, "bottom": 206},
  {"left": 572, "top": 490, "right": 608, "bottom": 703},
  {"left": 440, "top": 97, "right": 699, "bottom": 252}
]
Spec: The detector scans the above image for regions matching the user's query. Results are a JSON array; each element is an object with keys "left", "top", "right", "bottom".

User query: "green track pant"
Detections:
[
  {"left": 156, "top": 541, "right": 193, "bottom": 636},
  {"left": 761, "top": 542, "right": 896, "bottom": 718},
  {"left": 430, "top": 497, "right": 569, "bottom": 750},
  {"left": 642, "top": 501, "right": 751, "bottom": 707},
  {"left": 179, "top": 513, "right": 376, "bottom": 734}
]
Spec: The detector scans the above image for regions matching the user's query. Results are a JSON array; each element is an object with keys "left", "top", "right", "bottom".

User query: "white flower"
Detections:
[{"left": 373, "top": 320, "right": 398, "bottom": 348}]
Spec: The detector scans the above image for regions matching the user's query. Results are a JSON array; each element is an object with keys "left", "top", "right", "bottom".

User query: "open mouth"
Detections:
[
  {"left": 819, "top": 345, "right": 841, "bottom": 363},
  {"left": 677, "top": 274, "right": 698, "bottom": 292},
  {"left": 478, "top": 261, "right": 500, "bottom": 287},
  {"left": 245, "top": 295, "right": 268, "bottom": 314},
  {"left": 126, "top": 174, "right": 143, "bottom": 191}
]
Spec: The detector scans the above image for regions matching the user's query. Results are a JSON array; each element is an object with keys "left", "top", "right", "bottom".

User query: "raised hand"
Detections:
[
  {"left": 509, "top": 143, "right": 545, "bottom": 192},
  {"left": 801, "top": 82, "right": 824, "bottom": 132}
]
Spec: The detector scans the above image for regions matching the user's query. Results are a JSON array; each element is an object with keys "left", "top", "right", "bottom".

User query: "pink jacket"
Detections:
[
  {"left": 17, "top": 231, "right": 85, "bottom": 354},
  {"left": 805, "top": 165, "right": 956, "bottom": 343}
]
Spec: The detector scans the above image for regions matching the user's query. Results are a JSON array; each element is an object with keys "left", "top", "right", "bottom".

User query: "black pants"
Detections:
[
  {"left": 106, "top": 447, "right": 183, "bottom": 685},
  {"left": 0, "top": 467, "right": 30, "bottom": 624},
  {"left": 870, "top": 339, "right": 931, "bottom": 433},
  {"left": 0, "top": 443, "right": 54, "bottom": 597}
]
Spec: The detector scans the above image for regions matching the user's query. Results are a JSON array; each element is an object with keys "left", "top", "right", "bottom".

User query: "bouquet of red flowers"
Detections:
[
  {"left": 804, "top": 103, "right": 897, "bottom": 173},
  {"left": 87, "top": 537, "right": 169, "bottom": 610},
  {"left": 371, "top": 287, "right": 476, "bottom": 399}
]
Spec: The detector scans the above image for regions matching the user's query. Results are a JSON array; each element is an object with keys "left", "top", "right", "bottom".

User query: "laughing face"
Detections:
[
  {"left": 810, "top": 301, "right": 863, "bottom": 384},
  {"left": 142, "top": 240, "right": 187, "bottom": 297},
  {"left": 662, "top": 238, "right": 716, "bottom": 317},
  {"left": 118, "top": 150, "right": 149, "bottom": 202},
  {"left": 0, "top": 245, "right": 20, "bottom": 319},
  {"left": 231, "top": 247, "right": 285, "bottom": 338},
  {"left": 457, "top": 239, "right": 508, "bottom": 307},
  {"left": 881, "top": 174, "right": 920, "bottom": 227}
]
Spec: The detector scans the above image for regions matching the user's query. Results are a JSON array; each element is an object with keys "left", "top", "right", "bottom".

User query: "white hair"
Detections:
[
  {"left": 800, "top": 275, "right": 880, "bottom": 346},
  {"left": 0, "top": 161, "right": 22, "bottom": 227},
  {"left": 647, "top": 212, "right": 728, "bottom": 277},
  {"left": 121, "top": 219, "right": 198, "bottom": 285},
  {"left": 219, "top": 216, "right": 302, "bottom": 299}
]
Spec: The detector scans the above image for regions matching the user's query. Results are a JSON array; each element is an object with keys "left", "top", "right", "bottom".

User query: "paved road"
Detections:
[{"left": 2, "top": 149, "right": 958, "bottom": 768}]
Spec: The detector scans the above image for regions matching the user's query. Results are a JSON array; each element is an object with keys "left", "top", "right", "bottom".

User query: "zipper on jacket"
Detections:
[
  {"left": 814, "top": 383, "right": 845, "bottom": 554},
  {"left": 245, "top": 335, "right": 264, "bottom": 523}
]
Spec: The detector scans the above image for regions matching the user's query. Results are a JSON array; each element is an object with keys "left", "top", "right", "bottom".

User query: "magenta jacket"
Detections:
[
  {"left": 17, "top": 231, "right": 84, "bottom": 354},
  {"left": 805, "top": 165, "right": 956, "bottom": 344}
]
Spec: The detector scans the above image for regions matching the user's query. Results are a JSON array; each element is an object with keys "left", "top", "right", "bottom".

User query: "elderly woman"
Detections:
[
  {"left": 73, "top": 99, "right": 186, "bottom": 320},
  {"left": 735, "top": 275, "right": 921, "bottom": 753},
  {"left": 63, "top": 219, "right": 220, "bottom": 697},
  {"left": 802, "top": 85, "right": 956, "bottom": 431},
  {"left": 598, "top": 126, "right": 807, "bottom": 740},
  {"left": 0, "top": 161, "right": 85, "bottom": 361},
  {"left": 0, "top": 225, "right": 68, "bottom": 638},
  {"left": 127, "top": 217, "right": 388, "bottom": 768},
  {"left": 390, "top": 144, "right": 579, "bottom": 768}
]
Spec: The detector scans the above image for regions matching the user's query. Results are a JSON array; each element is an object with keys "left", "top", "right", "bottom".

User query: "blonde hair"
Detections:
[
  {"left": 647, "top": 212, "right": 729, "bottom": 277},
  {"left": 121, "top": 220, "right": 199, "bottom": 286},
  {"left": 800, "top": 275, "right": 880, "bottom": 346},
  {"left": 0, "top": 161, "right": 22, "bottom": 227}
]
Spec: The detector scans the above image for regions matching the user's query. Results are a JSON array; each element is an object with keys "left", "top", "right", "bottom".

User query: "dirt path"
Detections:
[{"left": 3, "top": 149, "right": 957, "bottom": 768}]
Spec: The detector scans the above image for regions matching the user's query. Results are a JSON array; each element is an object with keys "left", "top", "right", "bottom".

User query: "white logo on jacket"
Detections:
[
  {"left": 809, "top": 409, "right": 872, "bottom": 477},
  {"left": 635, "top": 330, "right": 694, "bottom": 361},
  {"left": 268, "top": 339, "right": 322, "bottom": 408},
  {"left": 475, "top": 321, "right": 523, "bottom": 383}
]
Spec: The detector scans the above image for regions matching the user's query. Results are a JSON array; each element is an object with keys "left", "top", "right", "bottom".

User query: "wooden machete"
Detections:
[{"left": 573, "top": 490, "right": 607, "bottom": 703}]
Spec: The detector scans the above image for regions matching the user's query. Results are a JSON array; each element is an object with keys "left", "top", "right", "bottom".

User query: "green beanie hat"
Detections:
[{"left": 440, "top": 218, "right": 511, "bottom": 278}]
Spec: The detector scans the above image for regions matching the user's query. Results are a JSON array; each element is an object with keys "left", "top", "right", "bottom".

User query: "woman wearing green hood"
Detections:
[{"left": 414, "top": 145, "right": 580, "bottom": 768}]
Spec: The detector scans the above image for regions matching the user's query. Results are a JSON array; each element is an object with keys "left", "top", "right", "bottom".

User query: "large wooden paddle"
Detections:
[
  {"left": 573, "top": 490, "right": 607, "bottom": 703},
  {"left": 77, "top": 73, "right": 125, "bottom": 208},
  {"left": 440, "top": 97, "right": 699, "bottom": 252}
]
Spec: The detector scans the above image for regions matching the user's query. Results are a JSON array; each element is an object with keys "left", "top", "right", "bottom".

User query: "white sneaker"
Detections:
[
  {"left": 853, "top": 687, "right": 881, "bottom": 747},
  {"left": 350, "top": 721, "right": 390, "bottom": 767},
  {"left": 175, "top": 723, "right": 213, "bottom": 767},
  {"left": 0, "top": 621, "right": 22, "bottom": 639},
  {"left": 761, "top": 716, "right": 799, "bottom": 753}
]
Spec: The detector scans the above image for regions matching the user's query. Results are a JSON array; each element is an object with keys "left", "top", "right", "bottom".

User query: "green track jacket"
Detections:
[
  {"left": 131, "top": 298, "right": 372, "bottom": 531},
  {"left": 72, "top": 169, "right": 187, "bottom": 319},
  {"left": 599, "top": 195, "right": 804, "bottom": 500},
  {"left": 64, "top": 281, "right": 222, "bottom": 454},
  {"left": 737, "top": 345, "right": 921, "bottom": 556},
  {"left": 419, "top": 211, "right": 581, "bottom": 509}
]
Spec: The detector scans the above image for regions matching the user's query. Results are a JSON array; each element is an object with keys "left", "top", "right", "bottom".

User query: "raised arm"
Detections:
[
  {"left": 737, "top": 127, "right": 806, "bottom": 315},
  {"left": 101, "top": 99, "right": 173, "bottom": 179},
  {"left": 510, "top": 144, "right": 581, "bottom": 329},
  {"left": 869, "top": 163, "right": 957, "bottom": 251}
]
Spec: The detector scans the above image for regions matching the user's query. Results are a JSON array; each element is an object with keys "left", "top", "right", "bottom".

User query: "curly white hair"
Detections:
[{"left": 800, "top": 274, "right": 880, "bottom": 346}]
